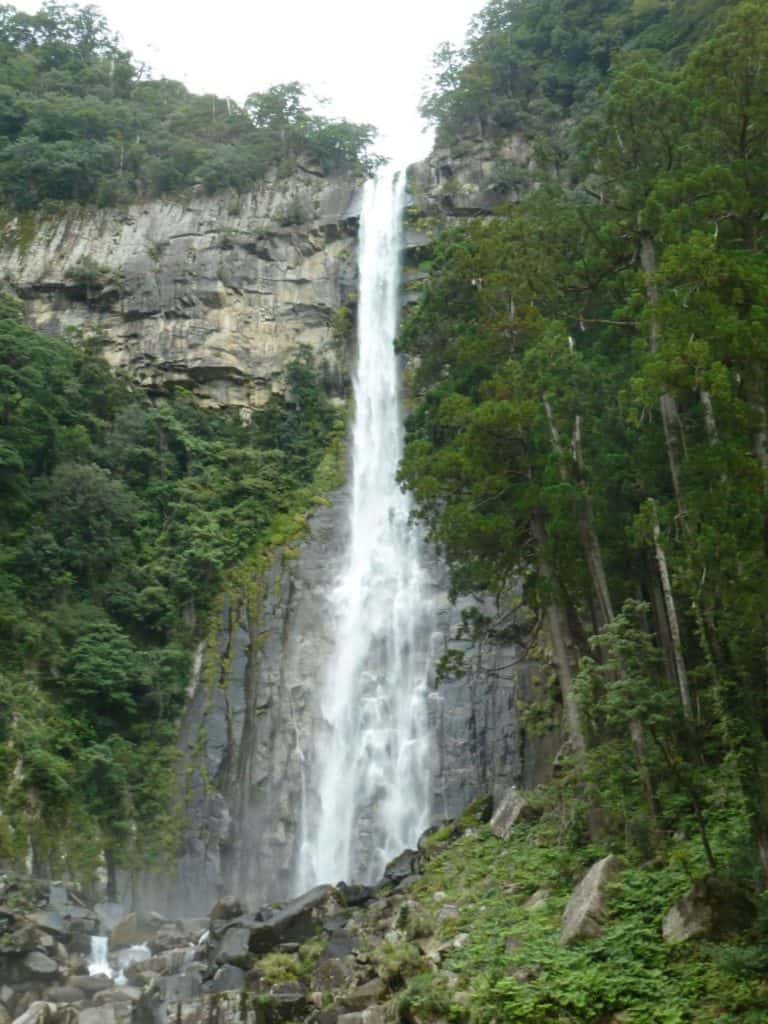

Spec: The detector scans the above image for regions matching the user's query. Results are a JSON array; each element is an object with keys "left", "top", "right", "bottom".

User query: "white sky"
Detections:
[{"left": 15, "top": 0, "right": 485, "bottom": 163}]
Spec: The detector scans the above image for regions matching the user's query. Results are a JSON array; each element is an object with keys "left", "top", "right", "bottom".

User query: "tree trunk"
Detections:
[
  {"left": 650, "top": 501, "right": 693, "bottom": 719},
  {"left": 571, "top": 415, "right": 615, "bottom": 628},
  {"left": 530, "top": 508, "right": 587, "bottom": 755},
  {"left": 700, "top": 389, "right": 720, "bottom": 446},
  {"left": 640, "top": 234, "right": 688, "bottom": 527},
  {"left": 571, "top": 417, "right": 659, "bottom": 834}
]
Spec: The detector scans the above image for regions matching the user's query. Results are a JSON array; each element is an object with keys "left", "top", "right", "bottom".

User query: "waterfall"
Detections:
[
  {"left": 296, "top": 166, "right": 435, "bottom": 889},
  {"left": 88, "top": 935, "right": 113, "bottom": 978}
]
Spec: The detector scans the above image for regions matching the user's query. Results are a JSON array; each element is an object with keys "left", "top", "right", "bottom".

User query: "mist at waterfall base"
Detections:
[
  {"left": 296, "top": 168, "right": 437, "bottom": 891},
  {"left": 87, "top": 935, "right": 151, "bottom": 985}
]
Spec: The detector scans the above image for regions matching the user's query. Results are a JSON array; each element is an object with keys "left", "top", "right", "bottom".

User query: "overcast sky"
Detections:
[{"left": 15, "top": 0, "right": 485, "bottom": 162}]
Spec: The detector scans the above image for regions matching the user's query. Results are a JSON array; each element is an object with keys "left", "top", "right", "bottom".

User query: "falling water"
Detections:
[
  {"left": 296, "top": 166, "right": 434, "bottom": 889},
  {"left": 87, "top": 935, "right": 113, "bottom": 978}
]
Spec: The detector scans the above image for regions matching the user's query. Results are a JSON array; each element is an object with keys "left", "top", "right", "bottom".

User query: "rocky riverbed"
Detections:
[
  {"left": 3, "top": 790, "right": 758, "bottom": 1024},
  {"left": 0, "top": 800, "right": 488, "bottom": 1024}
]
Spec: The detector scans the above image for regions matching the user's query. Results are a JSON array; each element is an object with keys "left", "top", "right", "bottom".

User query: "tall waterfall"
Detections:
[{"left": 296, "top": 167, "right": 435, "bottom": 889}]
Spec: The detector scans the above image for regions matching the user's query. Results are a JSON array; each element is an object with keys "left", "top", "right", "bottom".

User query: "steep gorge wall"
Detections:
[
  {"left": 0, "top": 168, "right": 361, "bottom": 410},
  {"left": 0, "top": 148, "right": 554, "bottom": 915},
  {"left": 138, "top": 484, "right": 542, "bottom": 917}
]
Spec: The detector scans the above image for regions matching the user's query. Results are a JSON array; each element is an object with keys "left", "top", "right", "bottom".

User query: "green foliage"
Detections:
[
  {"left": 401, "top": 0, "right": 768, "bottom": 885},
  {"left": 257, "top": 952, "right": 302, "bottom": 985},
  {"left": 0, "top": 3, "right": 379, "bottom": 211},
  {"left": 405, "top": 818, "right": 768, "bottom": 1023},
  {"left": 421, "top": 0, "right": 740, "bottom": 148},
  {"left": 373, "top": 939, "right": 427, "bottom": 989},
  {"left": 0, "top": 296, "right": 342, "bottom": 877}
]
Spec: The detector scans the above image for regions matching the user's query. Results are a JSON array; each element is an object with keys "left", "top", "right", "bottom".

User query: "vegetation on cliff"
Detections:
[
  {"left": 421, "top": 0, "right": 741, "bottom": 149},
  {"left": 0, "top": 2, "right": 379, "bottom": 211},
  {"left": 402, "top": 0, "right": 768, "bottom": 914},
  {"left": 400, "top": 810, "right": 768, "bottom": 1023},
  {"left": 0, "top": 295, "right": 343, "bottom": 885}
]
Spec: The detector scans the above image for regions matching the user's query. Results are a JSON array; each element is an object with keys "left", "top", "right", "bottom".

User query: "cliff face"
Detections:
[
  {"left": 1, "top": 147, "right": 553, "bottom": 915},
  {"left": 0, "top": 143, "right": 530, "bottom": 413},
  {"left": 138, "top": 486, "right": 540, "bottom": 917},
  {"left": 0, "top": 169, "right": 360, "bottom": 410}
]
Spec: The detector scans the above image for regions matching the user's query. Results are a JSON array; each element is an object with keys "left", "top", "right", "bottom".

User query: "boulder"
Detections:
[
  {"left": 310, "top": 956, "right": 355, "bottom": 993},
  {"left": 381, "top": 851, "right": 419, "bottom": 888},
  {"left": 269, "top": 982, "right": 307, "bottom": 1022},
  {"left": 92, "top": 989, "right": 141, "bottom": 1006},
  {"left": 27, "top": 916, "right": 65, "bottom": 940},
  {"left": 341, "top": 979, "right": 386, "bottom": 1012},
  {"left": 212, "top": 926, "right": 251, "bottom": 966},
  {"left": 489, "top": 788, "right": 539, "bottom": 839},
  {"left": 152, "top": 975, "right": 203, "bottom": 1004},
  {"left": 109, "top": 912, "right": 165, "bottom": 949},
  {"left": 79, "top": 1004, "right": 132, "bottom": 1024},
  {"left": 42, "top": 988, "right": 84, "bottom": 1006},
  {"left": 560, "top": 855, "right": 624, "bottom": 945},
  {"left": 321, "top": 931, "right": 356, "bottom": 959},
  {"left": 127, "top": 947, "right": 192, "bottom": 977},
  {"left": 250, "top": 885, "right": 335, "bottom": 954},
  {"left": 336, "top": 884, "right": 374, "bottom": 908},
  {"left": 59, "top": 908, "right": 99, "bottom": 937},
  {"left": 209, "top": 898, "right": 244, "bottom": 923},
  {"left": 67, "top": 976, "right": 112, "bottom": 995},
  {"left": 524, "top": 889, "right": 550, "bottom": 911},
  {"left": 209, "top": 965, "right": 246, "bottom": 993},
  {"left": 662, "top": 877, "right": 757, "bottom": 944},
  {"left": 23, "top": 953, "right": 60, "bottom": 978}
]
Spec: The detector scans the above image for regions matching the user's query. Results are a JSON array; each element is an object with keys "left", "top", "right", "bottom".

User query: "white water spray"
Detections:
[
  {"left": 88, "top": 935, "right": 113, "bottom": 978},
  {"left": 296, "top": 167, "right": 435, "bottom": 889}
]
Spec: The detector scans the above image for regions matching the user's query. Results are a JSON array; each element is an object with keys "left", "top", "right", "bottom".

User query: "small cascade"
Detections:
[
  {"left": 114, "top": 944, "right": 151, "bottom": 986},
  {"left": 87, "top": 935, "right": 114, "bottom": 978},
  {"left": 296, "top": 166, "right": 436, "bottom": 889}
]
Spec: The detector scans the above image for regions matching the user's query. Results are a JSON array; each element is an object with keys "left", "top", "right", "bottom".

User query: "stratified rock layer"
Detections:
[{"left": 0, "top": 171, "right": 360, "bottom": 410}]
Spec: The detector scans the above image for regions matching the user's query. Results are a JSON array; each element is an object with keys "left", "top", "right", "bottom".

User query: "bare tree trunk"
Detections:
[
  {"left": 530, "top": 508, "right": 587, "bottom": 755},
  {"left": 650, "top": 500, "right": 693, "bottom": 719},
  {"left": 641, "top": 234, "right": 688, "bottom": 526},
  {"left": 571, "top": 417, "right": 659, "bottom": 833},
  {"left": 571, "top": 415, "right": 615, "bottom": 628},
  {"left": 757, "top": 825, "right": 768, "bottom": 890},
  {"left": 700, "top": 389, "right": 720, "bottom": 446},
  {"left": 545, "top": 400, "right": 658, "bottom": 828}
]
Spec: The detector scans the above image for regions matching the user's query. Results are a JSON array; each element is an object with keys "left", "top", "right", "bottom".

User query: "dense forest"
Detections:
[
  {"left": 0, "top": 294, "right": 343, "bottom": 886},
  {"left": 2, "top": 0, "right": 768, "bottom": 1019},
  {"left": 392, "top": 0, "right": 768, "bottom": 1017},
  {"left": 403, "top": 0, "right": 768, "bottom": 916},
  {"left": 0, "top": 0, "right": 365, "bottom": 886},
  {"left": 0, "top": 1, "right": 378, "bottom": 209}
]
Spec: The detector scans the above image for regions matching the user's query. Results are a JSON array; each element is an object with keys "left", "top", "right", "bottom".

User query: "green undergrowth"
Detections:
[
  {"left": 0, "top": 291, "right": 348, "bottom": 883},
  {"left": 405, "top": 815, "right": 768, "bottom": 1024}
]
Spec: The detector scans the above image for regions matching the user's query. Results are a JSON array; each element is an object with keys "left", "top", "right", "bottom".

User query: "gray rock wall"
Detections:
[
  {"left": 0, "top": 171, "right": 360, "bottom": 410},
  {"left": 1, "top": 144, "right": 555, "bottom": 917},
  {"left": 134, "top": 484, "right": 544, "bottom": 918}
]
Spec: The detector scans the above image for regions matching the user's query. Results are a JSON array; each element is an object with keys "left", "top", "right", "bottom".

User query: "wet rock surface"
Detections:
[{"left": 0, "top": 824, "right": 465, "bottom": 1024}]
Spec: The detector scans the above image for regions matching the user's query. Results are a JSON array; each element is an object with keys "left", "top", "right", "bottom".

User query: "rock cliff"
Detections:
[
  {"left": 135, "top": 483, "right": 546, "bottom": 918},
  {"left": 0, "top": 142, "right": 554, "bottom": 918},
  {"left": 0, "top": 169, "right": 361, "bottom": 410}
]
